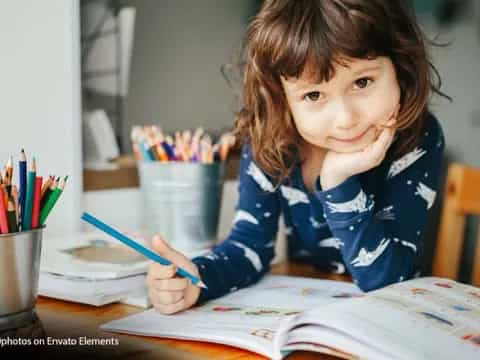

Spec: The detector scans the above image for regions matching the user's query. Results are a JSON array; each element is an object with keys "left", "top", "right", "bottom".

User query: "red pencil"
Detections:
[
  {"left": 0, "top": 187, "right": 9, "bottom": 233},
  {"left": 31, "top": 176, "right": 43, "bottom": 228}
]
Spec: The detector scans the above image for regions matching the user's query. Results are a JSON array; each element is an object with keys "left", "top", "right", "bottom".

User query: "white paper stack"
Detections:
[{"left": 39, "top": 231, "right": 150, "bottom": 307}]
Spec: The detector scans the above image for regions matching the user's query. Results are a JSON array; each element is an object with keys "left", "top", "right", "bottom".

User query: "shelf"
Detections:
[{"left": 83, "top": 153, "right": 241, "bottom": 191}]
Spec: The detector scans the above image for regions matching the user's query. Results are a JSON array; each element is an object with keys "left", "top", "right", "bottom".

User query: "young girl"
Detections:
[{"left": 147, "top": 0, "right": 448, "bottom": 314}]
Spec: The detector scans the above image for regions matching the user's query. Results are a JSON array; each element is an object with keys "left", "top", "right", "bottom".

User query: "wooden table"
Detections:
[{"left": 12, "top": 262, "right": 352, "bottom": 359}]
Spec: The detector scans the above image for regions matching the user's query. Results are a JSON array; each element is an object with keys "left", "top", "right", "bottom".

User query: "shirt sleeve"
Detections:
[
  {"left": 192, "top": 144, "right": 281, "bottom": 303},
  {"left": 315, "top": 116, "right": 445, "bottom": 291}
]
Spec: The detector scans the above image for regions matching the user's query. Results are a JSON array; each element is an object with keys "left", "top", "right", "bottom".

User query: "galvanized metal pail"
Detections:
[
  {"left": 0, "top": 228, "right": 43, "bottom": 331},
  {"left": 138, "top": 162, "right": 225, "bottom": 253}
]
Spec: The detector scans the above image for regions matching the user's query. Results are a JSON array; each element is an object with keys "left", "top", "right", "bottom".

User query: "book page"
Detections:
[
  {"left": 101, "top": 275, "right": 361, "bottom": 358},
  {"left": 274, "top": 277, "right": 480, "bottom": 360}
]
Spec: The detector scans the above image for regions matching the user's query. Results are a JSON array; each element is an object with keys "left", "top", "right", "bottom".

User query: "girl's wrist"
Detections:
[{"left": 319, "top": 171, "right": 350, "bottom": 191}]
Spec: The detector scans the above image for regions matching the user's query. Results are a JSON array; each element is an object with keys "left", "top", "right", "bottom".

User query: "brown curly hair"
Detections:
[{"left": 232, "top": 0, "right": 449, "bottom": 184}]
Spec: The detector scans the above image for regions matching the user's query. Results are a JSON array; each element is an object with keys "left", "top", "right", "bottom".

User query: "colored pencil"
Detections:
[
  {"left": 41, "top": 176, "right": 53, "bottom": 198},
  {"left": 31, "top": 176, "right": 43, "bottom": 228},
  {"left": 41, "top": 176, "right": 57, "bottom": 208},
  {"left": 39, "top": 176, "right": 67, "bottom": 226},
  {"left": 1, "top": 183, "right": 7, "bottom": 209},
  {"left": 22, "top": 157, "right": 36, "bottom": 230},
  {"left": 6, "top": 198, "right": 18, "bottom": 233},
  {"left": 5, "top": 156, "right": 13, "bottom": 195},
  {"left": 81, "top": 212, "right": 207, "bottom": 289},
  {"left": 0, "top": 187, "right": 9, "bottom": 234},
  {"left": 131, "top": 126, "right": 235, "bottom": 163},
  {"left": 12, "top": 185, "right": 19, "bottom": 224},
  {"left": 19, "top": 149, "right": 27, "bottom": 229}
]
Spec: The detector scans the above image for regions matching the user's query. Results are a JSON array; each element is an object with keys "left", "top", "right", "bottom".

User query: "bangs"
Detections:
[{"left": 260, "top": 0, "right": 393, "bottom": 83}]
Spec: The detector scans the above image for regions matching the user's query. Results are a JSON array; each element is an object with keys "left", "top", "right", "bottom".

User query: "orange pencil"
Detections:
[
  {"left": 0, "top": 187, "right": 9, "bottom": 234},
  {"left": 5, "top": 156, "right": 13, "bottom": 194},
  {"left": 41, "top": 176, "right": 53, "bottom": 198},
  {"left": 155, "top": 143, "right": 169, "bottom": 162},
  {"left": 31, "top": 176, "right": 43, "bottom": 228}
]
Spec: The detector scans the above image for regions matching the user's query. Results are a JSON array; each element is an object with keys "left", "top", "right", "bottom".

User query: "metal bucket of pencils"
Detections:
[
  {"left": 0, "top": 149, "right": 67, "bottom": 330},
  {"left": 0, "top": 227, "right": 43, "bottom": 331},
  {"left": 138, "top": 162, "right": 226, "bottom": 253}
]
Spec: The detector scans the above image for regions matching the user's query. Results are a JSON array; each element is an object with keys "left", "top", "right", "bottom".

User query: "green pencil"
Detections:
[
  {"left": 22, "top": 157, "right": 36, "bottom": 230},
  {"left": 39, "top": 176, "right": 67, "bottom": 225}
]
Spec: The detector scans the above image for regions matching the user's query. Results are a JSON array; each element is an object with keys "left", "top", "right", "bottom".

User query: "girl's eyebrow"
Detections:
[{"left": 352, "top": 64, "right": 382, "bottom": 75}]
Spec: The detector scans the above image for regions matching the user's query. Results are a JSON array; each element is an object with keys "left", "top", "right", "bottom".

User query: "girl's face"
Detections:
[{"left": 281, "top": 57, "right": 400, "bottom": 154}]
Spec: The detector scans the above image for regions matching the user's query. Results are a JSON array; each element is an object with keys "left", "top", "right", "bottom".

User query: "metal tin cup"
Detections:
[
  {"left": 138, "top": 162, "right": 225, "bottom": 253},
  {"left": 0, "top": 228, "right": 43, "bottom": 331}
]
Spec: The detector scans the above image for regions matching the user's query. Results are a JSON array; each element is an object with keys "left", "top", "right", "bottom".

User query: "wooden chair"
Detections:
[{"left": 433, "top": 162, "right": 480, "bottom": 286}]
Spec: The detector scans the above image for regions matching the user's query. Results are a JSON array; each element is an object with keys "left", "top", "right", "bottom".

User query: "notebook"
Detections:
[
  {"left": 100, "top": 275, "right": 480, "bottom": 359},
  {"left": 39, "top": 231, "right": 150, "bottom": 306}
]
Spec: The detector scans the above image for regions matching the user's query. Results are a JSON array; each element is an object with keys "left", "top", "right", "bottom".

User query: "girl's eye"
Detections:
[
  {"left": 303, "top": 91, "right": 321, "bottom": 102},
  {"left": 353, "top": 77, "right": 373, "bottom": 90}
]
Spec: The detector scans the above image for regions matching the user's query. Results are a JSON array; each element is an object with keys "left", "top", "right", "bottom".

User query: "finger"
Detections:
[
  {"left": 151, "top": 278, "right": 189, "bottom": 291},
  {"left": 148, "top": 263, "right": 177, "bottom": 280},
  {"left": 152, "top": 235, "right": 192, "bottom": 269},
  {"left": 153, "top": 298, "right": 186, "bottom": 315},
  {"left": 152, "top": 290, "right": 184, "bottom": 305},
  {"left": 375, "top": 127, "right": 395, "bottom": 149},
  {"left": 379, "top": 105, "right": 400, "bottom": 129},
  {"left": 151, "top": 235, "right": 174, "bottom": 259},
  {"left": 365, "top": 128, "right": 394, "bottom": 161}
]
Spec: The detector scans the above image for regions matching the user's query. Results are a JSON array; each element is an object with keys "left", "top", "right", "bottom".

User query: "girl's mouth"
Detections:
[{"left": 332, "top": 127, "right": 371, "bottom": 143}]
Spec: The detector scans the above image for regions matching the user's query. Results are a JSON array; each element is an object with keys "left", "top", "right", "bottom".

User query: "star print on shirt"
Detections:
[
  {"left": 375, "top": 205, "right": 396, "bottom": 220},
  {"left": 400, "top": 239, "right": 417, "bottom": 252},
  {"left": 318, "top": 237, "right": 344, "bottom": 249},
  {"left": 351, "top": 238, "right": 391, "bottom": 267},
  {"left": 280, "top": 185, "right": 309, "bottom": 206},
  {"left": 309, "top": 216, "right": 327, "bottom": 229},
  {"left": 232, "top": 209, "right": 259, "bottom": 226},
  {"left": 203, "top": 252, "right": 219, "bottom": 261},
  {"left": 414, "top": 182, "right": 436, "bottom": 209},
  {"left": 246, "top": 162, "right": 275, "bottom": 192},
  {"left": 387, "top": 147, "right": 427, "bottom": 179},
  {"left": 231, "top": 241, "right": 263, "bottom": 272},
  {"left": 326, "top": 189, "right": 372, "bottom": 214}
]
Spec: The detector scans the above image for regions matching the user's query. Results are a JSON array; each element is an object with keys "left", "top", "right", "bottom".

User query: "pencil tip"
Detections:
[{"left": 198, "top": 281, "right": 208, "bottom": 289}]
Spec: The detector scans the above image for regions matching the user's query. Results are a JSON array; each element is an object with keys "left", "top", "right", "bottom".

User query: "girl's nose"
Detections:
[{"left": 333, "top": 100, "right": 358, "bottom": 130}]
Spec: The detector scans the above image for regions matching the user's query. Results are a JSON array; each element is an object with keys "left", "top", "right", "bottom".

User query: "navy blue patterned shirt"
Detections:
[{"left": 193, "top": 113, "right": 445, "bottom": 302}]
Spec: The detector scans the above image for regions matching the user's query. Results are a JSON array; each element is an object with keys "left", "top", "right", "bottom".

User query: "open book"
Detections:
[{"left": 101, "top": 275, "right": 480, "bottom": 359}]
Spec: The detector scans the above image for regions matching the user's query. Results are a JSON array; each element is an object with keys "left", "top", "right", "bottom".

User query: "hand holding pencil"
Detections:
[
  {"left": 80, "top": 212, "right": 205, "bottom": 315},
  {"left": 147, "top": 235, "right": 202, "bottom": 315}
]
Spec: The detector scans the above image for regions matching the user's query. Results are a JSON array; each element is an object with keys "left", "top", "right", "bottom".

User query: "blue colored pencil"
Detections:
[
  {"left": 139, "top": 141, "right": 154, "bottom": 161},
  {"left": 22, "top": 157, "right": 36, "bottom": 230},
  {"left": 160, "top": 141, "right": 175, "bottom": 160},
  {"left": 80, "top": 212, "right": 207, "bottom": 289},
  {"left": 19, "top": 149, "right": 27, "bottom": 229}
]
